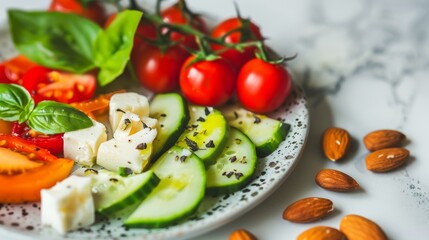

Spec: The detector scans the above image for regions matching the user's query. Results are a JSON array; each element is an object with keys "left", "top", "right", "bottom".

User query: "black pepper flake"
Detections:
[
  {"left": 205, "top": 140, "right": 215, "bottom": 148},
  {"left": 193, "top": 131, "right": 198, "bottom": 136},
  {"left": 11, "top": 222, "right": 19, "bottom": 227},
  {"left": 116, "top": 108, "right": 126, "bottom": 113},
  {"left": 235, "top": 172, "right": 244, "bottom": 180},
  {"left": 196, "top": 117, "right": 205, "bottom": 122},
  {"left": 175, "top": 155, "right": 180, "bottom": 161},
  {"left": 25, "top": 226, "right": 34, "bottom": 231},
  {"left": 204, "top": 107, "right": 210, "bottom": 116},
  {"left": 233, "top": 111, "right": 239, "bottom": 119},
  {"left": 160, "top": 124, "right": 164, "bottom": 128},
  {"left": 184, "top": 137, "right": 199, "bottom": 151},
  {"left": 84, "top": 168, "right": 98, "bottom": 174},
  {"left": 142, "top": 121, "right": 148, "bottom": 128},
  {"left": 253, "top": 115, "right": 261, "bottom": 124},
  {"left": 222, "top": 171, "right": 234, "bottom": 178},
  {"left": 136, "top": 143, "right": 147, "bottom": 150},
  {"left": 180, "top": 155, "right": 187, "bottom": 162},
  {"left": 109, "top": 178, "right": 119, "bottom": 183},
  {"left": 160, "top": 113, "right": 167, "bottom": 117},
  {"left": 229, "top": 156, "right": 237, "bottom": 163},
  {"left": 35, "top": 147, "right": 40, "bottom": 151},
  {"left": 191, "top": 124, "right": 199, "bottom": 128},
  {"left": 235, "top": 138, "right": 242, "bottom": 144}
]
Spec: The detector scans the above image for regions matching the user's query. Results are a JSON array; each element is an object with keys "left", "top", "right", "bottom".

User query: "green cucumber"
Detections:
[
  {"left": 149, "top": 93, "right": 189, "bottom": 161},
  {"left": 206, "top": 127, "right": 257, "bottom": 195},
  {"left": 124, "top": 146, "right": 206, "bottom": 228},
  {"left": 77, "top": 169, "right": 160, "bottom": 215},
  {"left": 176, "top": 105, "right": 229, "bottom": 165},
  {"left": 221, "top": 105, "right": 290, "bottom": 157}
]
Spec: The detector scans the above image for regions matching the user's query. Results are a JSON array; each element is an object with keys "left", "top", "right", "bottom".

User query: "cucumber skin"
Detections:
[
  {"left": 124, "top": 146, "right": 206, "bottom": 229},
  {"left": 97, "top": 172, "right": 160, "bottom": 216},
  {"left": 150, "top": 93, "right": 190, "bottom": 162},
  {"left": 257, "top": 122, "right": 290, "bottom": 157}
]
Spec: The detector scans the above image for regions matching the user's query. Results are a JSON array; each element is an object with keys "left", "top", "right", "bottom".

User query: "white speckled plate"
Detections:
[{"left": 0, "top": 21, "right": 309, "bottom": 239}]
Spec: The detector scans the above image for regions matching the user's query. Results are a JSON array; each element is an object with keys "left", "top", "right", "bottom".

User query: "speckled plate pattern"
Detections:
[{"left": 0, "top": 24, "right": 310, "bottom": 240}]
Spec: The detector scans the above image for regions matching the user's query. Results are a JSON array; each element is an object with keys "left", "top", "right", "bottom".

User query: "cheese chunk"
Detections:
[
  {"left": 109, "top": 92, "right": 149, "bottom": 132},
  {"left": 41, "top": 175, "right": 94, "bottom": 234},
  {"left": 63, "top": 120, "right": 107, "bottom": 167}
]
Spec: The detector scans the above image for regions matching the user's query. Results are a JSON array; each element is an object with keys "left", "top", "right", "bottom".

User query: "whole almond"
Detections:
[
  {"left": 364, "top": 129, "right": 405, "bottom": 151},
  {"left": 229, "top": 229, "right": 257, "bottom": 240},
  {"left": 315, "top": 169, "right": 359, "bottom": 192},
  {"left": 322, "top": 127, "right": 350, "bottom": 161},
  {"left": 340, "top": 214, "right": 387, "bottom": 240},
  {"left": 365, "top": 147, "right": 409, "bottom": 172},
  {"left": 297, "top": 226, "right": 347, "bottom": 240},
  {"left": 283, "top": 197, "right": 333, "bottom": 223}
]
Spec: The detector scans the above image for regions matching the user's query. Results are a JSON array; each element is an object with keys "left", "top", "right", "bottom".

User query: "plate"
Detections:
[{"left": 0, "top": 16, "right": 309, "bottom": 240}]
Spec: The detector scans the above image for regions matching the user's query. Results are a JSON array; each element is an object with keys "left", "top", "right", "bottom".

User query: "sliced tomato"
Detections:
[
  {"left": 0, "top": 55, "right": 37, "bottom": 84},
  {"left": 0, "top": 120, "right": 12, "bottom": 134},
  {"left": 0, "top": 134, "right": 74, "bottom": 203},
  {"left": 22, "top": 66, "right": 96, "bottom": 104},
  {"left": 11, "top": 122, "right": 64, "bottom": 155},
  {"left": 71, "top": 89, "right": 125, "bottom": 119}
]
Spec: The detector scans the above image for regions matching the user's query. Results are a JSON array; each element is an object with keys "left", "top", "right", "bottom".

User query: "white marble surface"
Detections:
[{"left": 1, "top": 0, "right": 429, "bottom": 239}]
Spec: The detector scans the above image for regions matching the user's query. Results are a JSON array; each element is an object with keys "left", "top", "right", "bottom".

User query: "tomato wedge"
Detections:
[
  {"left": 0, "top": 134, "right": 74, "bottom": 203},
  {"left": 0, "top": 55, "right": 36, "bottom": 84},
  {"left": 70, "top": 90, "right": 125, "bottom": 119}
]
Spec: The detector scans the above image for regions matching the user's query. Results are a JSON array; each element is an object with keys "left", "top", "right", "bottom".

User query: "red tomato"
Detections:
[
  {"left": 48, "top": 0, "right": 106, "bottom": 25},
  {"left": 0, "top": 64, "right": 10, "bottom": 84},
  {"left": 11, "top": 122, "right": 64, "bottom": 155},
  {"left": 0, "top": 55, "right": 37, "bottom": 84},
  {"left": 211, "top": 17, "right": 263, "bottom": 70},
  {"left": 22, "top": 66, "right": 96, "bottom": 104},
  {"left": 134, "top": 44, "right": 189, "bottom": 93},
  {"left": 180, "top": 56, "right": 236, "bottom": 106},
  {"left": 161, "top": 4, "right": 207, "bottom": 49},
  {"left": 237, "top": 59, "right": 292, "bottom": 113}
]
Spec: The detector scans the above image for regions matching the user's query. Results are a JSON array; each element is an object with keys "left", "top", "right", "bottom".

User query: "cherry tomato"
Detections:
[
  {"left": 22, "top": 66, "right": 96, "bottom": 104},
  {"left": 48, "top": 0, "right": 107, "bottom": 25},
  {"left": 134, "top": 44, "right": 189, "bottom": 93},
  {"left": 180, "top": 56, "right": 236, "bottom": 106},
  {"left": 0, "top": 64, "right": 10, "bottom": 84},
  {"left": 237, "top": 58, "right": 292, "bottom": 113},
  {"left": 0, "top": 55, "right": 37, "bottom": 84},
  {"left": 161, "top": 4, "right": 207, "bottom": 49},
  {"left": 211, "top": 17, "right": 263, "bottom": 70},
  {"left": 11, "top": 122, "right": 64, "bottom": 155},
  {"left": 0, "top": 134, "right": 73, "bottom": 203}
]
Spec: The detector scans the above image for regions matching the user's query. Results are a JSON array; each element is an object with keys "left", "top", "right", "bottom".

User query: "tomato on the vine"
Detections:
[
  {"left": 237, "top": 58, "right": 291, "bottom": 113},
  {"left": 48, "top": 0, "right": 107, "bottom": 25},
  {"left": 180, "top": 56, "right": 236, "bottom": 106},
  {"left": 134, "top": 44, "right": 189, "bottom": 93},
  {"left": 211, "top": 17, "right": 263, "bottom": 70},
  {"left": 22, "top": 66, "right": 96, "bottom": 104}
]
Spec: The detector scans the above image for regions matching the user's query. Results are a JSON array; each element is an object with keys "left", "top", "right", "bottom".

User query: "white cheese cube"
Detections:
[
  {"left": 109, "top": 92, "right": 149, "bottom": 132},
  {"left": 113, "top": 112, "right": 144, "bottom": 140},
  {"left": 63, "top": 120, "right": 107, "bottom": 167},
  {"left": 41, "top": 175, "right": 94, "bottom": 234},
  {"left": 97, "top": 127, "right": 157, "bottom": 173}
]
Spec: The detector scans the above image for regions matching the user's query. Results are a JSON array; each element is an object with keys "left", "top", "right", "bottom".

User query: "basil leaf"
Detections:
[
  {"left": 0, "top": 84, "right": 34, "bottom": 123},
  {"left": 27, "top": 101, "right": 93, "bottom": 134},
  {"left": 94, "top": 10, "right": 142, "bottom": 86},
  {"left": 8, "top": 10, "right": 101, "bottom": 73}
]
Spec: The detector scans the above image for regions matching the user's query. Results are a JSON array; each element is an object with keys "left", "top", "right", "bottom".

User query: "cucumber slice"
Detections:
[
  {"left": 206, "top": 127, "right": 257, "bottom": 195},
  {"left": 124, "top": 146, "right": 206, "bottom": 228},
  {"left": 78, "top": 169, "right": 160, "bottom": 215},
  {"left": 149, "top": 93, "right": 189, "bottom": 160},
  {"left": 221, "top": 105, "right": 290, "bottom": 157},
  {"left": 176, "top": 106, "right": 229, "bottom": 165}
]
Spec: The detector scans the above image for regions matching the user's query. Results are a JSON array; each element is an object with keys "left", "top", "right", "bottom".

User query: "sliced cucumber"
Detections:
[
  {"left": 149, "top": 93, "right": 189, "bottom": 161},
  {"left": 206, "top": 127, "right": 257, "bottom": 195},
  {"left": 124, "top": 146, "right": 206, "bottom": 228},
  {"left": 221, "top": 105, "right": 290, "bottom": 157},
  {"left": 77, "top": 169, "right": 160, "bottom": 215},
  {"left": 176, "top": 105, "right": 229, "bottom": 165}
]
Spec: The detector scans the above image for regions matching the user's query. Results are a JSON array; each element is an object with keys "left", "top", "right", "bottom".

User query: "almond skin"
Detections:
[
  {"left": 322, "top": 127, "right": 350, "bottom": 161},
  {"left": 363, "top": 129, "right": 405, "bottom": 151},
  {"left": 365, "top": 147, "right": 410, "bottom": 172},
  {"left": 283, "top": 197, "right": 334, "bottom": 223},
  {"left": 315, "top": 169, "right": 359, "bottom": 192},
  {"left": 297, "top": 226, "right": 347, "bottom": 240},
  {"left": 229, "top": 229, "right": 257, "bottom": 240},
  {"left": 340, "top": 214, "right": 387, "bottom": 240}
]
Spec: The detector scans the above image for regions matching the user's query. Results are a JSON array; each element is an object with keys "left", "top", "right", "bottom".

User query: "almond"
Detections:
[
  {"left": 365, "top": 147, "right": 409, "bottom": 172},
  {"left": 229, "top": 229, "right": 257, "bottom": 240},
  {"left": 297, "top": 226, "right": 347, "bottom": 240},
  {"left": 315, "top": 169, "right": 359, "bottom": 192},
  {"left": 322, "top": 127, "right": 350, "bottom": 161},
  {"left": 283, "top": 197, "right": 333, "bottom": 223},
  {"left": 340, "top": 214, "right": 387, "bottom": 240},
  {"left": 363, "top": 129, "right": 405, "bottom": 151}
]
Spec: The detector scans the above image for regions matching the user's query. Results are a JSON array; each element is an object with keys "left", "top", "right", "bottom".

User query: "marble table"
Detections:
[{"left": 1, "top": 0, "right": 428, "bottom": 239}]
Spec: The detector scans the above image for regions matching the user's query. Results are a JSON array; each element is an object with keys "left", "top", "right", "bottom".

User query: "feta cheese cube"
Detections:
[{"left": 109, "top": 92, "right": 149, "bottom": 132}]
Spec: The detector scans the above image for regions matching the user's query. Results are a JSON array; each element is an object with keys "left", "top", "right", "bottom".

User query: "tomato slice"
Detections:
[
  {"left": 0, "top": 134, "right": 74, "bottom": 203},
  {"left": 0, "top": 55, "right": 36, "bottom": 84},
  {"left": 11, "top": 122, "right": 64, "bottom": 155},
  {"left": 70, "top": 89, "right": 125, "bottom": 119},
  {"left": 22, "top": 66, "right": 96, "bottom": 104}
]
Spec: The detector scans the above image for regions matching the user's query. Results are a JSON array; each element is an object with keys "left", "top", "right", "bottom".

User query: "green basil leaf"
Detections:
[
  {"left": 27, "top": 101, "right": 93, "bottom": 134},
  {"left": 0, "top": 84, "right": 34, "bottom": 123},
  {"left": 8, "top": 10, "right": 101, "bottom": 73},
  {"left": 94, "top": 10, "right": 142, "bottom": 86}
]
